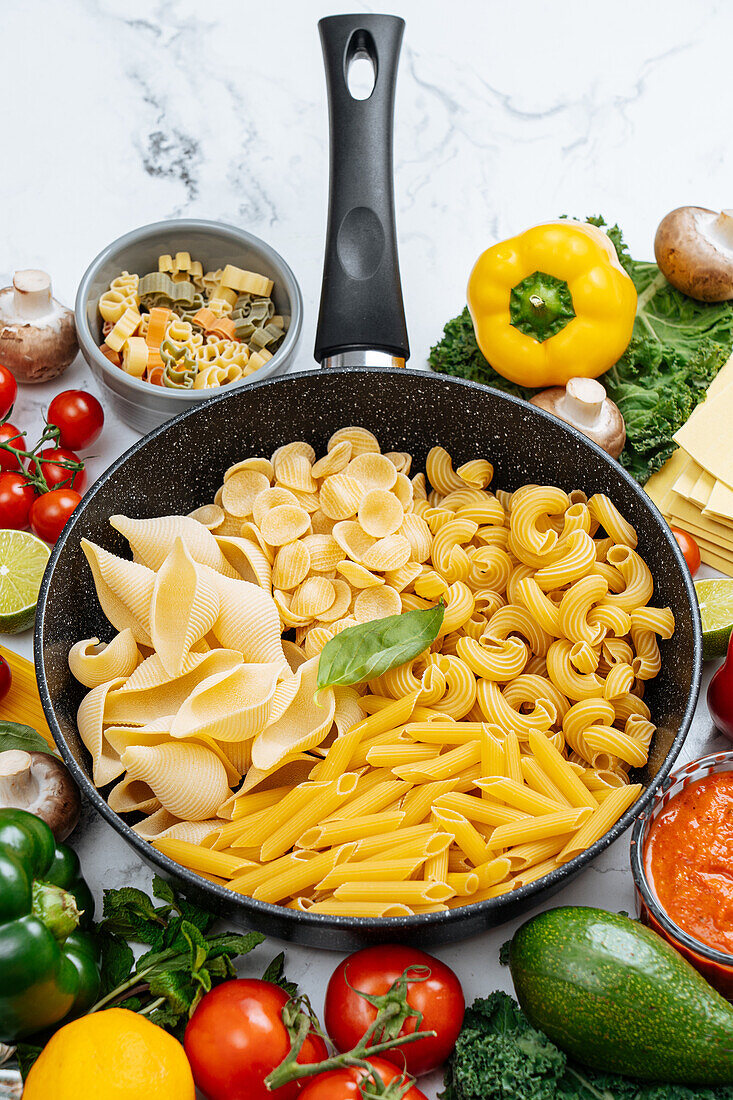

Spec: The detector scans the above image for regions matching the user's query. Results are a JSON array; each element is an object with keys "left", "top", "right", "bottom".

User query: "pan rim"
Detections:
[{"left": 35, "top": 366, "right": 702, "bottom": 934}]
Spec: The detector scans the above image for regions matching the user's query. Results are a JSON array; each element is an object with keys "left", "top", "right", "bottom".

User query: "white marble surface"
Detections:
[{"left": 4, "top": 0, "right": 733, "bottom": 1094}]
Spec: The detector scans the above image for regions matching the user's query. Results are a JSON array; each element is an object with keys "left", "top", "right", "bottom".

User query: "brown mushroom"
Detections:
[
  {"left": 654, "top": 207, "right": 733, "bottom": 302},
  {"left": 0, "top": 270, "right": 78, "bottom": 383},
  {"left": 0, "top": 749, "right": 80, "bottom": 840},
  {"left": 530, "top": 376, "right": 626, "bottom": 458}
]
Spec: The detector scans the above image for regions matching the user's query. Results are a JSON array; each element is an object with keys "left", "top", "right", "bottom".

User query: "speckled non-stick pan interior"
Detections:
[{"left": 35, "top": 367, "right": 701, "bottom": 949}]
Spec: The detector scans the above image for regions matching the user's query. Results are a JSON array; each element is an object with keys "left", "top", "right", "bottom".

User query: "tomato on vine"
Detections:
[
  {"left": 30, "top": 488, "right": 81, "bottom": 543},
  {"left": 28, "top": 447, "right": 86, "bottom": 492},
  {"left": 0, "top": 423, "right": 26, "bottom": 472},
  {"left": 0, "top": 473, "right": 36, "bottom": 529},
  {"left": 0, "top": 366, "right": 17, "bottom": 420},
  {"left": 324, "top": 946, "right": 464, "bottom": 1077},
  {"left": 47, "top": 390, "right": 104, "bottom": 450},
  {"left": 299, "top": 1058, "right": 428, "bottom": 1100}
]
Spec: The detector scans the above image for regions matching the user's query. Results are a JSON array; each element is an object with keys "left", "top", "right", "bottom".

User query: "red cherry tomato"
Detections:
[
  {"left": 324, "top": 946, "right": 464, "bottom": 1077},
  {"left": 0, "top": 366, "right": 18, "bottom": 420},
  {"left": 0, "top": 423, "right": 26, "bottom": 472},
  {"left": 184, "top": 979, "right": 329, "bottom": 1100},
  {"left": 0, "top": 473, "right": 36, "bottom": 529},
  {"left": 28, "top": 447, "right": 86, "bottom": 492},
  {"left": 29, "top": 488, "right": 81, "bottom": 543},
  {"left": 670, "top": 526, "right": 701, "bottom": 576},
  {"left": 299, "top": 1058, "right": 428, "bottom": 1100},
  {"left": 0, "top": 656, "right": 12, "bottom": 702},
  {"left": 47, "top": 390, "right": 104, "bottom": 450}
]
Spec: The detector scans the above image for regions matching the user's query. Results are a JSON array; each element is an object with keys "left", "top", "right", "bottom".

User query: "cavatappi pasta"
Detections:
[
  {"left": 70, "top": 429, "right": 672, "bottom": 915},
  {"left": 97, "top": 255, "right": 286, "bottom": 389}
]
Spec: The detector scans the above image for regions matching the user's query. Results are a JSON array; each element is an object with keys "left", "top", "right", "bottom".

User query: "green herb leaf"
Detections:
[
  {"left": 148, "top": 967, "right": 197, "bottom": 1016},
  {"left": 262, "top": 951, "right": 299, "bottom": 997},
  {"left": 101, "top": 886, "right": 168, "bottom": 948},
  {"left": 151, "top": 875, "right": 177, "bottom": 908},
  {"left": 316, "top": 604, "right": 444, "bottom": 691},
  {"left": 0, "top": 722, "right": 54, "bottom": 756},
  {"left": 205, "top": 930, "right": 265, "bottom": 960},
  {"left": 98, "top": 929, "right": 135, "bottom": 996}
]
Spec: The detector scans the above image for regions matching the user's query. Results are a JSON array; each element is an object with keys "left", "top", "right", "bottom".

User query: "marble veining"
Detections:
[{"left": 4, "top": 1, "right": 733, "bottom": 1093}]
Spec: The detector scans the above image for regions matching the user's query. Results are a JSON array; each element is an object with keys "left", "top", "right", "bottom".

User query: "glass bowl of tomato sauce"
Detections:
[{"left": 630, "top": 750, "right": 733, "bottom": 999}]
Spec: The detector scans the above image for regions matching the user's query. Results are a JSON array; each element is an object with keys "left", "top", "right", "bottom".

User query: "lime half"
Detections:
[
  {"left": 0, "top": 530, "right": 50, "bottom": 634},
  {"left": 696, "top": 578, "right": 733, "bottom": 660}
]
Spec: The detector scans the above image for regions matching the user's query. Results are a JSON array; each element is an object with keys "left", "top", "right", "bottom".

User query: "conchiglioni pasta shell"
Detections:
[
  {"left": 240, "top": 521, "right": 275, "bottom": 563},
  {"left": 347, "top": 453, "right": 397, "bottom": 492},
  {"left": 133, "top": 812, "right": 221, "bottom": 844},
  {"left": 76, "top": 676, "right": 128, "bottom": 786},
  {"left": 122, "top": 742, "right": 230, "bottom": 819},
  {"left": 240, "top": 754, "right": 316, "bottom": 794},
  {"left": 68, "top": 629, "right": 140, "bottom": 689},
  {"left": 109, "top": 514, "right": 239, "bottom": 578},
  {"left": 81, "top": 540, "right": 156, "bottom": 646},
  {"left": 272, "top": 542, "right": 311, "bottom": 590},
  {"left": 282, "top": 639, "right": 308, "bottom": 673},
  {"left": 151, "top": 539, "right": 220, "bottom": 676},
  {"left": 206, "top": 570, "right": 288, "bottom": 672},
  {"left": 108, "top": 776, "right": 161, "bottom": 815},
  {"left": 104, "top": 650, "right": 244, "bottom": 725},
  {"left": 216, "top": 535, "right": 272, "bottom": 590},
  {"left": 172, "top": 660, "right": 281, "bottom": 743},
  {"left": 358, "top": 490, "right": 404, "bottom": 537},
  {"left": 252, "top": 657, "right": 336, "bottom": 771}
]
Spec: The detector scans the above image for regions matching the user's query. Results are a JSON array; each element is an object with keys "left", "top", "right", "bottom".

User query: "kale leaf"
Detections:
[
  {"left": 441, "top": 992, "right": 733, "bottom": 1100},
  {"left": 428, "top": 218, "right": 733, "bottom": 485}
]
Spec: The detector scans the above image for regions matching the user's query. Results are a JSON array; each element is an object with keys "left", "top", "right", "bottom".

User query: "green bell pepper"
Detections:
[{"left": 0, "top": 807, "right": 100, "bottom": 1043}]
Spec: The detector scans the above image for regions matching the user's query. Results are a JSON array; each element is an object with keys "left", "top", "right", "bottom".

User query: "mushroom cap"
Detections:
[
  {"left": 0, "top": 286, "right": 78, "bottom": 383},
  {"left": 654, "top": 206, "right": 733, "bottom": 302},
  {"left": 0, "top": 749, "right": 81, "bottom": 841},
  {"left": 530, "top": 377, "right": 626, "bottom": 459}
]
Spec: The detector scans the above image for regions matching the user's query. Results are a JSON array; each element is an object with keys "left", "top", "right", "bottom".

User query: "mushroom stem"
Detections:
[
  {"left": 556, "top": 377, "right": 606, "bottom": 429},
  {"left": 12, "top": 270, "right": 53, "bottom": 321},
  {"left": 0, "top": 750, "right": 37, "bottom": 804},
  {"left": 710, "top": 209, "right": 733, "bottom": 251}
]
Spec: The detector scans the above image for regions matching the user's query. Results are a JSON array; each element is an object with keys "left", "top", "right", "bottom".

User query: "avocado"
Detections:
[{"left": 509, "top": 906, "right": 733, "bottom": 1085}]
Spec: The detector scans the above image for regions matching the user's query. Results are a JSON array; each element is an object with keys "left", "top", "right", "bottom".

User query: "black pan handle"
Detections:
[{"left": 314, "top": 14, "right": 409, "bottom": 368}]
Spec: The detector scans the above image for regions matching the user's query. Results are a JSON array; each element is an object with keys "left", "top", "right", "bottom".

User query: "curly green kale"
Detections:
[
  {"left": 428, "top": 218, "right": 733, "bottom": 485},
  {"left": 441, "top": 992, "right": 733, "bottom": 1100}
]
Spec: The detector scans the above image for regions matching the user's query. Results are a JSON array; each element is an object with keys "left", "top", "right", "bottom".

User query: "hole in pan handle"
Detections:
[{"left": 315, "top": 14, "right": 410, "bottom": 370}]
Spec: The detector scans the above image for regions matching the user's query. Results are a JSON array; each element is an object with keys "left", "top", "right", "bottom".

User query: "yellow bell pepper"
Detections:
[{"left": 467, "top": 221, "right": 637, "bottom": 388}]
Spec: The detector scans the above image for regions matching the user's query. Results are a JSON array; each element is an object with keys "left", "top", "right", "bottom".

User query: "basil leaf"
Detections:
[
  {"left": 0, "top": 721, "right": 54, "bottom": 755},
  {"left": 316, "top": 603, "right": 444, "bottom": 690}
]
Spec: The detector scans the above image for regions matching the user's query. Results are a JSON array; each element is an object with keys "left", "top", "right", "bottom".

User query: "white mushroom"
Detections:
[
  {"left": 530, "top": 376, "right": 626, "bottom": 459},
  {"left": 654, "top": 207, "right": 733, "bottom": 302},
  {"left": 0, "top": 749, "right": 80, "bottom": 840},
  {"left": 0, "top": 270, "right": 78, "bottom": 383}
]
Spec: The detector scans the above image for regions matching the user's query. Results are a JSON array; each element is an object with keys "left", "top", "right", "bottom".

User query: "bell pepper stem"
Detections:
[{"left": 32, "top": 882, "right": 80, "bottom": 942}]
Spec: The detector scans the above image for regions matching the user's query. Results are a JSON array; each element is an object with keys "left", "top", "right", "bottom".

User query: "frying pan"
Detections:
[{"left": 36, "top": 14, "right": 701, "bottom": 948}]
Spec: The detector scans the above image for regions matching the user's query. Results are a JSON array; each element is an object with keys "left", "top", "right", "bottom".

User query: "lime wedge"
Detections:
[
  {"left": 695, "top": 578, "right": 733, "bottom": 660},
  {"left": 0, "top": 530, "right": 50, "bottom": 634}
]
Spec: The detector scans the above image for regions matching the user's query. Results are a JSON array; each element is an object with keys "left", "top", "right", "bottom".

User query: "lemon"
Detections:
[
  {"left": 23, "top": 1008, "right": 195, "bottom": 1100},
  {"left": 695, "top": 578, "right": 733, "bottom": 660},
  {"left": 0, "top": 529, "right": 50, "bottom": 634}
]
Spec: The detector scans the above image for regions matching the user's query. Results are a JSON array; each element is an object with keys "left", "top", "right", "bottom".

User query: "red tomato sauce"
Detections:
[{"left": 646, "top": 771, "right": 733, "bottom": 955}]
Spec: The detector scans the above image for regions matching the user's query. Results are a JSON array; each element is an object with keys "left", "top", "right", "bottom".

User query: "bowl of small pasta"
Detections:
[
  {"left": 75, "top": 219, "right": 303, "bottom": 434},
  {"left": 35, "top": 368, "right": 701, "bottom": 947}
]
